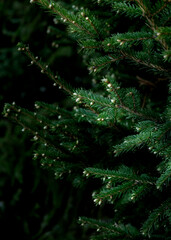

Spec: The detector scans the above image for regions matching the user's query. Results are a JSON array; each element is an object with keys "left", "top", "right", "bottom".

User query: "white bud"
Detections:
[
  {"left": 58, "top": 115, "right": 61, "bottom": 119},
  {"left": 18, "top": 48, "right": 21, "bottom": 51},
  {"left": 35, "top": 103, "right": 40, "bottom": 109},
  {"left": 53, "top": 83, "right": 57, "bottom": 86},
  {"left": 76, "top": 98, "right": 81, "bottom": 102},
  {"left": 43, "top": 126, "right": 48, "bottom": 129},
  {"left": 107, "top": 83, "right": 112, "bottom": 88},
  {"left": 102, "top": 78, "right": 108, "bottom": 83},
  {"left": 31, "top": 61, "right": 34, "bottom": 65},
  {"left": 85, "top": 17, "right": 89, "bottom": 20},
  {"left": 21, "top": 128, "right": 25, "bottom": 132},
  {"left": 12, "top": 102, "right": 16, "bottom": 105},
  {"left": 90, "top": 102, "right": 94, "bottom": 106},
  {"left": 41, "top": 69, "right": 44, "bottom": 73},
  {"left": 111, "top": 99, "right": 115, "bottom": 103},
  {"left": 33, "top": 136, "right": 38, "bottom": 141},
  {"left": 107, "top": 43, "right": 111, "bottom": 46}
]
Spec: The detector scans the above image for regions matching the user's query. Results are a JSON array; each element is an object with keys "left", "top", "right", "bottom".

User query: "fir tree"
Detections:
[{"left": 3, "top": 0, "right": 171, "bottom": 239}]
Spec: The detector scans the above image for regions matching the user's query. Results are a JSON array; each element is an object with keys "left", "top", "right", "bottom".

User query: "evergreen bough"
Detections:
[{"left": 3, "top": 0, "right": 171, "bottom": 239}]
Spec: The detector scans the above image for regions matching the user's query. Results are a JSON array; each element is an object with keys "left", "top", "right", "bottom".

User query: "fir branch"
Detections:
[
  {"left": 31, "top": 0, "right": 102, "bottom": 39},
  {"left": 112, "top": 1, "right": 142, "bottom": 18},
  {"left": 17, "top": 43, "right": 73, "bottom": 95},
  {"left": 135, "top": 0, "right": 169, "bottom": 50},
  {"left": 93, "top": 181, "right": 137, "bottom": 205},
  {"left": 156, "top": 162, "right": 171, "bottom": 189},
  {"left": 151, "top": 1, "right": 170, "bottom": 18},
  {"left": 141, "top": 199, "right": 171, "bottom": 236},
  {"left": 79, "top": 217, "right": 139, "bottom": 238},
  {"left": 84, "top": 167, "right": 155, "bottom": 185}
]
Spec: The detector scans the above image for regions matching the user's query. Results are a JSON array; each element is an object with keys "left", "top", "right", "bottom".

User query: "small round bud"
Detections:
[
  {"left": 33, "top": 136, "right": 38, "bottom": 141},
  {"left": 107, "top": 83, "right": 112, "bottom": 88},
  {"left": 111, "top": 99, "right": 115, "bottom": 103}
]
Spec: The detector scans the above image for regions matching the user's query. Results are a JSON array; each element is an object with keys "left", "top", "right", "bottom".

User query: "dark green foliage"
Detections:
[{"left": 3, "top": 0, "right": 171, "bottom": 239}]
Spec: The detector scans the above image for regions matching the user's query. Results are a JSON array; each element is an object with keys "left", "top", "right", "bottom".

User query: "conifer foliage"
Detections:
[{"left": 3, "top": 0, "right": 171, "bottom": 239}]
